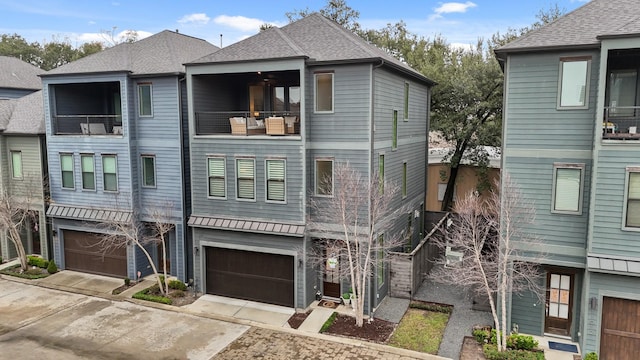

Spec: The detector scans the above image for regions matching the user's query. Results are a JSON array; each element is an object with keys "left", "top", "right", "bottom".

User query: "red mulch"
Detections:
[
  {"left": 287, "top": 310, "right": 312, "bottom": 329},
  {"left": 323, "top": 314, "right": 396, "bottom": 343}
]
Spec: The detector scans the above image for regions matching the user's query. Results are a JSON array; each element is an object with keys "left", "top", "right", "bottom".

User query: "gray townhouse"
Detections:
[
  {"left": 185, "top": 13, "right": 432, "bottom": 312},
  {"left": 496, "top": 0, "right": 640, "bottom": 357},
  {"left": 0, "top": 56, "right": 47, "bottom": 261},
  {"left": 42, "top": 31, "right": 218, "bottom": 281}
]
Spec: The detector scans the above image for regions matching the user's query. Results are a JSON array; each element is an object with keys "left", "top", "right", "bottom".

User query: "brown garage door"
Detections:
[
  {"left": 63, "top": 230, "right": 127, "bottom": 277},
  {"left": 205, "top": 247, "right": 294, "bottom": 307},
  {"left": 600, "top": 297, "right": 640, "bottom": 360}
]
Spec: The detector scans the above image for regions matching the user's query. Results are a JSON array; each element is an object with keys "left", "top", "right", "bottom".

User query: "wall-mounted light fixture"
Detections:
[
  {"left": 194, "top": 246, "right": 199, "bottom": 256},
  {"left": 589, "top": 296, "right": 598, "bottom": 310}
]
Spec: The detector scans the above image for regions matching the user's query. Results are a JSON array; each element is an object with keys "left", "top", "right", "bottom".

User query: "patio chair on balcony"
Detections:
[
  {"left": 266, "top": 116, "right": 286, "bottom": 135},
  {"left": 80, "top": 123, "right": 107, "bottom": 135},
  {"left": 229, "top": 116, "right": 266, "bottom": 135},
  {"left": 284, "top": 116, "right": 299, "bottom": 134}
]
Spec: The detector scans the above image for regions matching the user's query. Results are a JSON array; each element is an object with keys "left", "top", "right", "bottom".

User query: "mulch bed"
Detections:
[
  {"left": 287, "top": 310, "right": 312, "bottom": 329},
  {"left": 112, "top": 283, "right": 136, "bottom": 295},
  {"left": 460, "top": 336, "right": 486, "bottom": 360},
  {"left": 324, "top": 313, "right": 396, "bottom": 343}
]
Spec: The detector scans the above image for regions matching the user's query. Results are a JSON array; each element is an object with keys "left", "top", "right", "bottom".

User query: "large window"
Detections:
[
  {"left": 315, "top": 73, "right": 333, "bottom": 113},
  {"left": 81, "top": 154, "right": 95, "bottom": 190},
  {"left": 558, "top": 58, "right": 590, "bottom": 109},
  {"left": 315, "top": 159, "right": 333, "bottom": 196},
  {"left": 207, "top": 157, "right": 226, "bottom": 198},
  {"left": 141, "top": 155, "right": 156, "bottom": 188},
  {"left": 102, "top": 155, "right": 118, "bottom": 192},
  {"left": 404, "top": 82, "right": 409, "bottom": 120},
  {"left": 236, "top": 158, "right": 255, "bottom": 200},
  {"left": 266, "top": 159, "right": 286, "bottom": 202},
  {"left": 60, "top": 153, "right": 74, "bottom": 189},
  {"left": 10, "top": 150, "right": 22, "bottom": 179},
  {"left": 392, "top": 110, "right": 398, "bottom": 149},
  {"left": 608, "top": 69, "right": 638, "bottom": 117},
  {"left": 552, "top": 163, "right": 584, "bottom": 214},
  {"left": 625, "top": 169, "right": 640, "bottom": 228},
  {"left": 138, "top": 83, "right": 153, "bottom": 117}
]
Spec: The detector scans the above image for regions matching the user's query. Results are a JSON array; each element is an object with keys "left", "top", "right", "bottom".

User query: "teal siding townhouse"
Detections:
[{"left": 496, "top": 0, "right": 640, "bottom": 357}]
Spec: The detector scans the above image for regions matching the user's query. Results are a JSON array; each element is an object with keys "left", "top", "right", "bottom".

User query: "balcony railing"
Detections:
[
  {"left": 53, "top": 115, "right": 122, "bottom": 135},
  {"left": 603, "top": 106, "right": 640, "bottom": 140},
  {"left": 195, "top": 111, "right": 300, "bottom": 136}
]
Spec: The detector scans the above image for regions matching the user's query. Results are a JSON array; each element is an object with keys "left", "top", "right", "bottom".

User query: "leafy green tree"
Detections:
[
  {"left": 77, "top": 41, "right": 104, "bottom": 58},
  {"left": 286, "top": 0, "right": 361, "bottom": 32},
  {"left": 40, "top": 40, "right": 76, "bottom": 70},
  {"left": 0, "top": 34, "right": 42, "bottom": 67}
]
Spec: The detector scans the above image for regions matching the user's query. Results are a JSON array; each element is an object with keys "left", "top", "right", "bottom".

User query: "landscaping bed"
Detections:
[
  {"left": 287, "top": 310, "right": 312, "bottom": 329},
  {"left": 0, "top": 255, "right": 57, "bottom": 279},
  {"left": 132, "top": 279, "right": 199, "bottom": 307}
]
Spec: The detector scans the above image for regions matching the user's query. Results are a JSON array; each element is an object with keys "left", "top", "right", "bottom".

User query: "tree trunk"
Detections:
[
  {"left": 9, "top": 227, "right": 28, "bottom": 271},
  {"left": 441, "top": 163, "right": 460, "bottom": 211}
]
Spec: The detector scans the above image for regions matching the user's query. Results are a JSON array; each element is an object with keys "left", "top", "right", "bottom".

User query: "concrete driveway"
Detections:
[{"left": 0, "top": 278, "right": 249, "bottom": 359}]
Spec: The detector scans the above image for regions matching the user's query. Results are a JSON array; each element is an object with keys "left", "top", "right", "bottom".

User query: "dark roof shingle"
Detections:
[
  {"left": 0, "top": 56, "right": 44, "bottom": 90},
  {"left": 0, "top": 90, "right": 43, "bottom": 134}
]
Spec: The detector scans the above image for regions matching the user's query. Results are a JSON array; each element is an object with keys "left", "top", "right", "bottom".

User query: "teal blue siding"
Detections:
[{"left": 511, "top": 286, "right": 545, "bottom": 335}]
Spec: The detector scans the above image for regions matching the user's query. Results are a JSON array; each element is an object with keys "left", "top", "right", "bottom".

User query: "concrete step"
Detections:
[{"left": 298, "top": 308, "right": 335, "bottom": 333}]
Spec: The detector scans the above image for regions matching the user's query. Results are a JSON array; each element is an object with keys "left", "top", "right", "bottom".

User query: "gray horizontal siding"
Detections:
[
  {"left": 505, "top": 157, "right": 590, "bottom": 252},
  {"left": 505, "top": 50, "right": 599, "bottom": 150},
  {"left": 133, "top": 77, "right": 181, "bottom": 141},
  {"left": 191, "top": 139, "right": 304, "bottom": 223},
  {"left": 511, "top": 282, "right": 545, "bottom": 335},
  {"left": 4, "top": 136, "right": 45, "bottom": 198}
]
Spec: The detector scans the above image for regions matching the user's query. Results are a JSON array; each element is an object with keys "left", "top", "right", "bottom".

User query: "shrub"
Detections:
[
  {"left": 47, "top": 260, "right": 58, "bottom": 274},
  {"left": 584, "top": 352, "right": 598, "bottom": 360},
  {"left": 0, "top": 265, "right": 49, "bottom": 279},
  {"left": 158, "top": 275, "right": 165, "bottom": 285},
  {"left": 319, "top": 312, "right": 338, "bottom": 333},
  {"left": 483, "top": 344, "right": 544, "bottom": 360},
  {"left": 0, "top": 256, "right": 3, "bottom": 263},
  {"left": 132, "top": 286, "right": 172, "bottom": 305},
  {"left": 473, "top": 328, "right": 490, "bottom": 344},
  {"left": 507, "top": 333, "right": 538, "bottom": 351},
  {"left": 168, "top": 279, "right": 187, "bottom": 291},
  {"left": 171, "top": 289, "right": 185, "bottom": 298},
  {"left": 124, "top": 277, "right": 131, "bottom": 286},
  {"left": 27, "top": 255, "right": 48, "bottom": 269},
  {"left": 25, "top": 268, "right": 43, "bottom": 275},
  {"left": 409, "top": 301, "right": 453, "bottom": 314}
]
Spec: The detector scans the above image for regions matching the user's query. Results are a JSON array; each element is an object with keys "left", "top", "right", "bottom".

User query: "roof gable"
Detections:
[
  {"left": 44, "top": 30, "right": 219, "bottom": 77},
  {"left": 0, "top": 90, "right": 44, "bottom": 134},
  {"left": 0, "top": 56, "right": 44, "bottom": 90}
]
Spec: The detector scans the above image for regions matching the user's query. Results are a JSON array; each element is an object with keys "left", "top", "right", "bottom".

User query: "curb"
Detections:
[{"left": 0, "top": 274, "right": 451, "bottom": 360}]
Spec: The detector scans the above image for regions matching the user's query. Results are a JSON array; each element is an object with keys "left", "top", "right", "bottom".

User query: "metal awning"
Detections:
[
  {"left": 188, "top": 215, "right": 305, "bottom": 237},
  {"left": 46, "top": 204, "right": 132, "bottom": 223}
]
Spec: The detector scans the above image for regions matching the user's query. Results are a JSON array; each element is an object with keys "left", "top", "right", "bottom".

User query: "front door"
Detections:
[
  {"left": 544, "top": 271, "right": 574, "bottom": 336},
  {"left": 323, "top": 249, "right": 341, "bottom": 298}
]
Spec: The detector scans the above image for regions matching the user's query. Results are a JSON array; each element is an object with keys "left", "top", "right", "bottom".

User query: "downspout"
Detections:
[
  {"left": 178, "top": 75, "right": 191, "bottom": 282},
  {"left": 369, "top": 59, "right": 384, "bottom": 316}
]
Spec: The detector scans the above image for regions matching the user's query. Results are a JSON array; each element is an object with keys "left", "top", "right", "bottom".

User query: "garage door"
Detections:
[
  {"left": 600, "top": 297, "right": 640, "bottom": 360},
  {"left": 205, "top": 247, "right": 294, "bottom": 307},
  {"left": 63, "top": 230, "right": 127, "bottom": 277}
]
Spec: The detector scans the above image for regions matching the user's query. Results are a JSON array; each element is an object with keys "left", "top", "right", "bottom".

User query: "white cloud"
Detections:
[
  {"left": 76, "top": 30, "right": 152, "bottom": 45},
  {"left": 450, "top": 42, "right": 473, "bottom": 52},
  {"left": 213, "top": 15, "right": 265, "bottom": 32},
  {"left": 178, "top": 13, "right": 210, "bottom": 25},
  {"left": 434, "top": 1, "right": 477, "bottom": 15}
]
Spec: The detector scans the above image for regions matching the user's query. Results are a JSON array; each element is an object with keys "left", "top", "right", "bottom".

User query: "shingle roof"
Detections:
[
  {"left": 0, "top": 90, "right": 43, "bottom": 134},
  {"left": 497, "top": 0, "right": 640, "bottom": 54},
  {"left": 43, "top": 30, "right": 219, "bottom": 77},
  {"left": 189, "top": 13, "right": 432, "bottom": 84},
  {"left": 0, "top": 56, "right": 44, "bottom": 90}
]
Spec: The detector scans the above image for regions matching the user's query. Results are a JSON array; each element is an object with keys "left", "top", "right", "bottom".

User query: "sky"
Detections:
[{"left": 0, "top": 0, "right": 590, "bottom": 49}]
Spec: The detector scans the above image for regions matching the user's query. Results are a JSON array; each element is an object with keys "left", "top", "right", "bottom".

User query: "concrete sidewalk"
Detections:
[{"left": 184, "top": 294, "right": 295, "bottom": 327}]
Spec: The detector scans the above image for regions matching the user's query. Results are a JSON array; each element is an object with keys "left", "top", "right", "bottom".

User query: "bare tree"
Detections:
[
  {"left": 430, "top": 174, "right": 544, "bottom": 351},
  {"left": 308, "top": 162, "right": 408, "bottom": 327},
  {"left": 100, "top": 27, "right": 139, "bottom": 47},
  {"left": 95, "top": 201, "right": 175, "bottom": 295}
]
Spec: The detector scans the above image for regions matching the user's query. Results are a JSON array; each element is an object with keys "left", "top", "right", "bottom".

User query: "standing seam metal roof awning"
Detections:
[
  {"left": 46, "top": 204, "right": 132, "bottom": 223},
  {"left": 188, "top": 215, "right": 305, "bottom": 237}
]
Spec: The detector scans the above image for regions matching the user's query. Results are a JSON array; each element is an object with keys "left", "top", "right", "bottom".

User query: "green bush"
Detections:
[
  {"left": 473, "top": 328, "right": 490, "bottom": 344},
  {"left": 483, "top": 344, "right": 545, "bottom": 360},
  {"left": 319, "top": 312, "right": 338, "bottom": 333},
  {"left": 0, "top": 265, "right": 49, "bottom": 279},
  {"left": 124, "top": 277, "right": 131, "bottom": 286},
  {"left": 132, "top": 285, "right": 172, "bottom": 305},
  {"left": 168, "top": 279, "right": 187, "bottom": 291},
  {"left": 584, "top": 352, "right": 598, "bottom": 360},
  {"left": 158, "top": 275, "right": 165, "bottom": 285},
  {"left": 409, "top": 301, "right": 453, "bottom": 314},
  {"left": 507, "top": 333, "right": 538, "bottom": 351},
  {"left": 0, "top": 256, "right": 3, "bottom": 263},
  {"left": 47, "top": 260, "right": 58, "bottom": 274},
  {"left": 27, "top": 255, "right": 48, "bottom": 269},
  {"left": 171, "top": 289, "right": 185, "bottom": 298}
]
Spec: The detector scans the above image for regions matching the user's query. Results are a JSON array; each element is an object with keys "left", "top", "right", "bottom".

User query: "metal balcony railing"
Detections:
[
  {"left": 195, "top": 111, "right": 300, "bottom": 136},
  {"left": 603, "top": 106, "right": 640, "bottom": 140},
  {"left": 53, "top": 115, "right": 122, "bottom": 135}
]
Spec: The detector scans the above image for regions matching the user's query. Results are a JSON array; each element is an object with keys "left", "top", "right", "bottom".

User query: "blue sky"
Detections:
[{"left": 0, "top": 0, "right": 589, "bottom": 48}]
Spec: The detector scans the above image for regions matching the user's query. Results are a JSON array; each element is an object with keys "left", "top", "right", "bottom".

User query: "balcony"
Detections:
[
  {"left": 603, "top": 107, "right": 640, "bottom": 140},
  {"left": 53, "top": 115, "right": 122, "bottom": 135},
  {"left": 195, "top": 111, "right": 300, "bottom": 136}
]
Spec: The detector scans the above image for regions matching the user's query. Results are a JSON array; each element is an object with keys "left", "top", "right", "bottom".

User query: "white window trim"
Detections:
[
  {"left": 207, "top": 156, "right": 227, "bottom": 200},
  {"left": 141, "top": 155, "right": 156, "bottom": 189},
  {"left": 60, "top": 153, "right": 75, "bottom": 190},
  {"left": 137, "top": 83, "right": 153, "bottom": 117},
  {"left": 236, "top": 158, "right": 256, "bottom": 201},
  {"left": 102, "top": 154, "right": 118, "bottom": 192},
  {"left": 557, "top": 57, "right": 591, "bottom": 110},
  {"left": 80, "top": 153, "right": 96, "bottom": 191},
  {"left": 623, "top": 166, "right": 640, "bottom": 231},
  {"left": 315, "top": 158, "right": 334, "bottom": 197},
  {"left": 551, "top": 163, "right": 585, "bottom": 215},
  {"left": 265, "top": 158, "right": 287, "bottom": 204},
  {"left": 314, "top": 72, "right": 334, "bottom": 114},
  {"left": 10, "top": 150, "right": 23, "bottom": 180}
]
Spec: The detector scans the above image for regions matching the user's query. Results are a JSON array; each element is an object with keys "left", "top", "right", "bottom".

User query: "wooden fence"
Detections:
[{"left": 388, "top": 212, "right": 449, "bottom": 299}]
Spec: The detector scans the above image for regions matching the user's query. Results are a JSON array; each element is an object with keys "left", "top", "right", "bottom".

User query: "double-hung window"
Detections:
[
  {"left": 378, "top": 154, "right": 384, "bottom": 194},
  {"left": 81, "top": 154, "right": 95, "bottom": 190},
  {"left": 392, "top": 110, "right": 398, "bottom": 149},
  {"left": 404, "top": 82, "right": 409, "bottom": 120},
  {"left": 208, "top": 157, "right": 226, "bottom": 198},
  {"left": 625, "top": 168, "right": 640, "bottom": 228},
  {"left": 315, "top": 159, "right": 333, "bottom": 196},
  {"left": 102, "top": 155, "right": 118, "bottom": 192},
  {"left": 266, "top": 159, "right": 286, "bottom": 202},
  {"left": 402, "top": 161, "right": 408, "bottom": 198},
  {"left": 10, "top": 150, "right": 22, "bottom": 179},
  {"left": 138, "top": 83, "right": 153, "bottom": 117},
  {"left": 142, "top": 155, "right": 156, "bottom": 188},
  {"left": 60, "top": 153, "right": 74, "bottom": 189},
  {"left": 558, "top": 57, "right": 590, "bottom": 109},
  {"left": 315, "top": 72, "right": 334, "bottom": 113},
  {"left": 236, "top": 158, "right": 255, "bottom": 200},
  {"left": 552, "top": 163, "right": 584, "bottom": 214}
]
